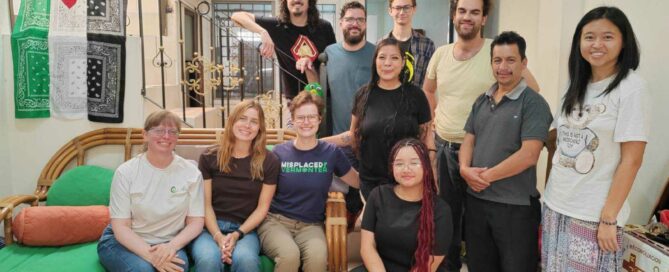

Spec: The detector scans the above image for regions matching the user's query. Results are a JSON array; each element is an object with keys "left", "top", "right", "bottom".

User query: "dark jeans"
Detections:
[
  {"left": 342, "top": 146, "right": 363, "bottom": 214},
  {"left": 465, "top": 194, "right": 541, "bottom": 272},
  {"left": 436, "top": 136, "right": 466, "bottom": 272}
]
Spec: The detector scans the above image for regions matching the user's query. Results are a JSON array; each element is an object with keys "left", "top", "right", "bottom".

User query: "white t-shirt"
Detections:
[
  {"left": 110, "top": 153, "right": 205, "bottom": 244},
  {"left": 543, "top": 70, "right": 650, "bottom": 226}
]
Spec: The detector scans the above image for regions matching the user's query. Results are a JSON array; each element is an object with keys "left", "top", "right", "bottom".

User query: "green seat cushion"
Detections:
[
  {"left": 46, "top": 165, "right": 114, "bottom": 206},
  {"left": 260, "top": 256, "right": 275, "bottom": 271},
  {"left": 0, "top": 242, "right": 105, "bottom": 272},
  {"left": 0, "top": 242, "right": 275, "bottom": 272}
]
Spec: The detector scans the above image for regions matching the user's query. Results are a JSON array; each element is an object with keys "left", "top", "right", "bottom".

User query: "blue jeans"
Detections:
[
  {"left": 188, "top": 219, "right": 261, "bottom": 272},
  {"left": 97, "top": 225, "right": 189, "bottom": 272}
]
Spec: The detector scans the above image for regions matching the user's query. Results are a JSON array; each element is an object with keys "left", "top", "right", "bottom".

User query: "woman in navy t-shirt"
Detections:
[{"left": 258, "top": 91, "right": 359, "bottom": 272}]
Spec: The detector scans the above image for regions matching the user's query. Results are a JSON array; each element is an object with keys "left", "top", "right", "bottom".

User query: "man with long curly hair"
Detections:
[{"left": 232, "top": 0, "right": 336, "bottom": 102}]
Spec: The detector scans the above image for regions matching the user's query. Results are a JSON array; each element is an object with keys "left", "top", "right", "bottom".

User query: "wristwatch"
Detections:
[{"left": 234, "top": 229, "right": 245, "bottom": 239}]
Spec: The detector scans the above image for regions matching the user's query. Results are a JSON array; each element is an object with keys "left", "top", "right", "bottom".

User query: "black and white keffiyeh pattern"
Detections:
[
  {"left": 87, "top": 0, "right": 126, "bottom": 36},
  {"left": 87, "top": 34, "right": 125, "bottom": 122},
  {"left": 87, "top": 0, "right": 126, "bottom": 123},
  {"left": 49, "top": 0, "right": 88, "bottom": 119}
]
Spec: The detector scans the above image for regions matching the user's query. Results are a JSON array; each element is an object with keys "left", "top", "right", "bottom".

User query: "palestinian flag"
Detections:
[{"left": 11, "top": 0, "right": 126, "bottom": 123}]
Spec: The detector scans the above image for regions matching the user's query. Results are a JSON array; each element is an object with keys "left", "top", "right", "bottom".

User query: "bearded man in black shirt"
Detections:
[{"left": 231, "top": 0, "right": 336, "bottom": 101}]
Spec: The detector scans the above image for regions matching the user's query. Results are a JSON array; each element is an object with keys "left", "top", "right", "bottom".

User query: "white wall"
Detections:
[
  {"left": 1, "top": 0, "right": 13, "bottom": 200},
  {"left": 498, "top": 0, "right": 669, "bottom": 224},
  {"left": 413, "top": 0, "right": 451, "bottom": 46}
]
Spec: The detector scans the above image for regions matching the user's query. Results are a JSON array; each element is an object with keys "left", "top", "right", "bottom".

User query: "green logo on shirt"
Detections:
[
  {"left": 170, "top": 186, "right": 176, "bottom": 193},
  {"left": 281, "top": 161, "right": 328, "bottom": 173}
]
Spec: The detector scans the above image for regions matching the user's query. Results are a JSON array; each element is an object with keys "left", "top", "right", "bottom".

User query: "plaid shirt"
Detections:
[{"left": 381, "top": 29, "right": 436, "bottom": 88}]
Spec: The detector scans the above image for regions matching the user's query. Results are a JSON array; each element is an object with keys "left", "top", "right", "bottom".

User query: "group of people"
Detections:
[{"left": 96, "top": 0, "right": 650, "bottom": 271}]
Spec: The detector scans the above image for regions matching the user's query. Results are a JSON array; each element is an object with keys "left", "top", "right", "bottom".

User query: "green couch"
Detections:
[
  {"left": 0, "top": 128, "right": 348, "bottom": 271},
  {"left": 0, "top": 165, "right": 275, "bottom": 271}
]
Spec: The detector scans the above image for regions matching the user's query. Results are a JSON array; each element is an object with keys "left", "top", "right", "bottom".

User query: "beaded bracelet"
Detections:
[{"left": 600, "top": 219, "right": 617, "bottom": 226}]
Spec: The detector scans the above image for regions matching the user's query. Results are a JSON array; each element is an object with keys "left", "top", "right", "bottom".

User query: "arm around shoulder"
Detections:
[
  {"left": 522, "top": 68, "right": 540, "bottom": 92},
  {"left": 321, "top": 115, "right": 357, "bottom": 147}
]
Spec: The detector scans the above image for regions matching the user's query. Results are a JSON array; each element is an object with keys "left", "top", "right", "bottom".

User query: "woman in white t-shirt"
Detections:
[
  {"left": 541, "top": 6, "right": 649, "bottom": 271},
  {"left": 98, "top": 110, "right": 205, "bottom": 272}
]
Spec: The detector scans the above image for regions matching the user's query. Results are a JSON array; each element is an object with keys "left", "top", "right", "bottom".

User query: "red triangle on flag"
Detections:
[{"left": 62, "top": 0, "right": 77, "bottom": 9}]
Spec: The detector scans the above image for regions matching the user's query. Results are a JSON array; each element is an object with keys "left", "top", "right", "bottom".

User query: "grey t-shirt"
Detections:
[
  {"left": 464, "top": 79, "right": 553, "bottom": 205},
  {"left": 324, "top": 42, "right": 375, "bottom": 134}
]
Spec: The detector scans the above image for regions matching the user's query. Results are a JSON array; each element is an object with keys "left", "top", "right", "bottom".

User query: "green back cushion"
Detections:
[{"left": 46, "top": 165, "right": 114, "bottom": 206}]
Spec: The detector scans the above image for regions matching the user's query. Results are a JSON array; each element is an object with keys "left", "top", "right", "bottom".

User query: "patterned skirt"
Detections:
[{"left": 541, "top": 206, "right": 623, "bottom": 272}]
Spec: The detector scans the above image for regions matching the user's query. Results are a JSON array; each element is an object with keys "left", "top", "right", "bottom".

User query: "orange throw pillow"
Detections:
[{"left": 13, "top": 206, "right": 110, "bottom": 246}]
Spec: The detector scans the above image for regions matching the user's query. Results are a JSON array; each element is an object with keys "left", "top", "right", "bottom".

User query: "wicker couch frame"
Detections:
[{"left": 0, "top": 127, "right": 349, "bottom": 271}]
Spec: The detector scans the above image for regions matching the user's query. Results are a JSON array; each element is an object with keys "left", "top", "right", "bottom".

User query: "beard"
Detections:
[
  {"left": 288, "top": 0, "right": 306, "bottom": 17},
  {"left": 344, "top": 28, "right": 365, "bottom": 45},
  {"left": 291, "top": 10, "right": 304, "bottom": 17},
  {"left": 455, "top": 22, "right": 481, "bottom": 40}
]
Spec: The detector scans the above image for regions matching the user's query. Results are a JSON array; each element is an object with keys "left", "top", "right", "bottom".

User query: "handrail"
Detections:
[{"left": 7, "top": 0, "right": 16, "bottom": 29}]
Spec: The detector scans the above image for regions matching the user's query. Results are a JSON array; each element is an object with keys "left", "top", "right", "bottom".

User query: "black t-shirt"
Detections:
[
  {"left": 199, "top": 148, "right": 280, "bottom": 224},
  {"left": 362, "top": 184, "right": 452, "bottom": 271},
  {"left": 389, "top": 32, "right": 411, "bottom": 55},
  {"left": 353, "top": 83, "right": 431, "bottom": 187},
  {"left": 256, "top": 17, "right": 336, "bottom": 99}
]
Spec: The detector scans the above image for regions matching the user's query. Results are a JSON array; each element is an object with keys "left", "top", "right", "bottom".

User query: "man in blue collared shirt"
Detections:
[{"left": 459, "top": 31, "right": 552, "bottom": 272}]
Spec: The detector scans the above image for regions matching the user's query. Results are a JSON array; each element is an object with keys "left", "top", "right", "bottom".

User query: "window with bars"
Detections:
[
  {"left": 213, "top": 2, "right": 274, "bottom": 101},
  {"left": 317, "top": 4, "right": 338, "bottom": 35}
]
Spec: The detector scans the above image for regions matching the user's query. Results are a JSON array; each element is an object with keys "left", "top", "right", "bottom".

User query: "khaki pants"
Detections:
[{"left": 258, "top": 212, "right": 327, "bottom": 272}]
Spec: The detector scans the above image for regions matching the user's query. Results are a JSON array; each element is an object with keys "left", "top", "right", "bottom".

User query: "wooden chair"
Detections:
[{"left": 0, "top": 128, "right": 349, "bottom": 271}]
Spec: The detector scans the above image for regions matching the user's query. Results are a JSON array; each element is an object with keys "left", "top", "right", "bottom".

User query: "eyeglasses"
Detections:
[
  {"left": 148, "top": 128, "right": 179, "bottom": 137},
  {"left": 342, "top": 17, "right": 366, "bottom": 24},
  {"left": 392, "top": 161, "right": 422, "bottom": 170},
  {"left": 294, "top": 114, "right": 320, "bottom": 123},
  {"left": 390, "top": 5, "right": 414, "bottom": 13}
]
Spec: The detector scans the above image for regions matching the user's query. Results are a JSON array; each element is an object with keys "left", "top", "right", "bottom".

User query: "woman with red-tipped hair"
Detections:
[{"left": 356, "top": 138, "right": 452, "bottom": 272}]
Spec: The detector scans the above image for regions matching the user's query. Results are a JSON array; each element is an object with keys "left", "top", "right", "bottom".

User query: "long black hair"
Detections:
[
  {"left": 562, "top": 6, "right": 640, "bottom": 115},
  {"left": 279, "top": 0, "right": 321, "bottom": 28},
  {"left": 388, "top": 138, "right": 438, "bottom": 271},
  {"left": 352, "top": 38, "right": 416, "bottom": 156}
]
